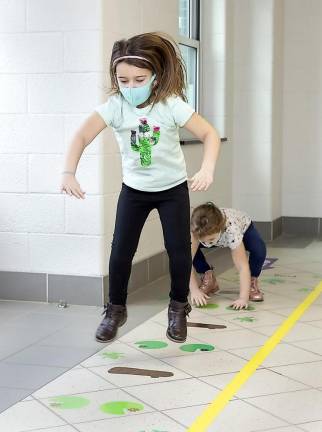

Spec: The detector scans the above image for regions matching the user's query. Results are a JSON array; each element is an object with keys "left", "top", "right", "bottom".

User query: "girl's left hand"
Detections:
[
  {"left": 188, "top": 168, "right": 213, "bottom": 191},
  {"left": 230, "top": 298, "right": 249, "bottom": 310}
]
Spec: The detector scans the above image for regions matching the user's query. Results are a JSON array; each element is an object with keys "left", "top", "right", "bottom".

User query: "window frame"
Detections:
[
  {"left": 179, "top": 36, "right": 200, "bottom": 113},
  {"left": 178, "top": 0, "right": 201, "bottom": 142}
]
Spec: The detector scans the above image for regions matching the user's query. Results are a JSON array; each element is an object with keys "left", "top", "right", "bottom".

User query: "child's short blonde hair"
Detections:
[{"left": 191, "top": 202, "right": 226, "bottom": 238}]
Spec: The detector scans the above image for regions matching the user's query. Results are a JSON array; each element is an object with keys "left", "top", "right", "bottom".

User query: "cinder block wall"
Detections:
[{"left": 0, "top": 0, "right": 107, "bottom": 278}]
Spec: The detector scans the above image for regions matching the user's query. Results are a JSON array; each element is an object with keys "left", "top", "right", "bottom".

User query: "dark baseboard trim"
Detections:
[
  {"left": 282, "top": 216, "right": 321, "bottom": 237},
  {"left": 1, "top": 215, "right": 321, "bottom": 305},
  {"left": 253, "top": 217, "right": 283, "bottom": 242},
  {"left": 0, "top": 250, "right": 169, "bottom": 307}
]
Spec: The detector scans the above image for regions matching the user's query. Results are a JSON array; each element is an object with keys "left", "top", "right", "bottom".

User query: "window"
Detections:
[{"left": 179, "top": 0, "right": 200, "bottom": 113}]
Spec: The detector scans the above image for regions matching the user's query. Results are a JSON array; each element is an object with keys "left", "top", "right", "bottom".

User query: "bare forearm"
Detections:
[
  {"left": 201, "top": 129, "right": 221, "bottom": 172},
  {"left": 239, "top": 266, "right": 251, "bottom": 300},
  {"left": 63, "top": 134, "right": 87, "bottom": 174},
  {"left": 190, "top": 267, "right": 200, "bottom": 291}
]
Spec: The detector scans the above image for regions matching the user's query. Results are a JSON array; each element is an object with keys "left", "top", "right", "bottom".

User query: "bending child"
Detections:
[{"left": 190, "top": 202, "right": 266, "bottom": 309}]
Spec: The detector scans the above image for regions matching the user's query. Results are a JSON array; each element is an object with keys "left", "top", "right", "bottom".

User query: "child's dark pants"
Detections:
[
  {"left": 109, "top": 182, "right": 191, "bottom": 305},
  {"left": 193, "top": 222, "right": 266, "bottom": 277}
]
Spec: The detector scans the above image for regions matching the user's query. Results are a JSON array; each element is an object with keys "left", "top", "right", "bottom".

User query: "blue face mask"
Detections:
[{"left": 118, "top": 74, "right": 156, "bottom": 107}]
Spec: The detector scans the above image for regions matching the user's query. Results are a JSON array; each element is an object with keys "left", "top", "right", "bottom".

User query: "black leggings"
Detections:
[{"left": 109, "top": 182, "right": 191, "bottom": 305}]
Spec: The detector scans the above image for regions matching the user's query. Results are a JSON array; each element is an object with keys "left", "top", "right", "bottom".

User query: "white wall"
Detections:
[
  {"left": 272, "top": 0, "right": 283, "bottom": 220},
  {"left": 282, "top": 0, "right": 322, "bottom": 217},
  {"left": 4, "top": 0, "right": 317, "bottom": 281},
  {"left": 1, "top": 0, "right": 217, "bottom": 278},
  {"left": 198, "top": 0, "right": 234, "bottom": 209},
  {"left": 0, "top": 0, "right": 107, "bottom": 276},
  {"left": 231, "top": 0, "right": 283, "bottom": 222}
]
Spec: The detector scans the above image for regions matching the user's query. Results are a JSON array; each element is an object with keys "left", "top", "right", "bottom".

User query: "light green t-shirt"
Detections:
[{"left": 95, "top": 94, "right": 194, "bottom": 192}]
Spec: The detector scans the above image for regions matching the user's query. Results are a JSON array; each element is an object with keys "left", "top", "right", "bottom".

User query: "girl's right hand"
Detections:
[
  {"left": 230, "top": 297, "right": 248, "bottom": 310},
  {"left": 60, "top": 174, "right": 86, "bottom": 199},
  {"left": 190, "top": 288, "right": 210, "bottom": 307}
]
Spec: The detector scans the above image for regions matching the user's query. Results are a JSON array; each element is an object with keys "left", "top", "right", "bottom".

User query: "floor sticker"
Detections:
[
  {"left": 262, "top": 277, "right": 285, "bottom": 285},
  {"left": 180, "top": 343, "right": 215, "bottom": 353},
  {"left": 197, "top": 303, "right": 219, "bottom": 309},
  {"left": 262, "top": 257, "right": 278, "bottom": 270},
  {"left": 100, "top": 401, "right": 144, "bottom": 415},
  {"left": 187, "top": 322, "right": 227, "bottom": 329},
  {"left": 108, "top": 367, "right": 174, "bottom": 378},
  {"left": 233, "top": 316, "right": 256, "bottom": 322},
  {"left": 101, "top": 352, "right": 124, "bottom": 360},
  {"left": 50, "top": 396, "right": 90, "bottom": 409},
  {"left": 135, "top": 341, "right": 168, "bottom": 349}
]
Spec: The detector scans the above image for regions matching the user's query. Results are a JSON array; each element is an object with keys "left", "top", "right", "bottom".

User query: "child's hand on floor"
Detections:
[
  {"left": 190, "top": 288, "right": 210, "bottom": 307},
  {"left": 230, "top": 298, "right": 248, "bottom": 310}
]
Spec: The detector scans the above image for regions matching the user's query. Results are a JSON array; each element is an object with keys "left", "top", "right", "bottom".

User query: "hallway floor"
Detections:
[{"left": 0, "top": 239, "right": 322, "bottom": 431}]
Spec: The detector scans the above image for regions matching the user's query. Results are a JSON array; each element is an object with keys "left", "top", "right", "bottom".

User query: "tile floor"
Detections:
[{"left": 0, "top": 239, "right": 322, "bottom": 431}]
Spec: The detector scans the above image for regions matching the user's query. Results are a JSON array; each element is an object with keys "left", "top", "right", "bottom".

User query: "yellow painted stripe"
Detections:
[{"left": 188, "top": 281, "right": 322, "bottom": 432}]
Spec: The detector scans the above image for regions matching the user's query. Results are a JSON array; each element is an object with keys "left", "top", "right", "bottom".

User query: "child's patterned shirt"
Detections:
[{"left": 200, "top": 208, "right": 252, "bottom": 250}]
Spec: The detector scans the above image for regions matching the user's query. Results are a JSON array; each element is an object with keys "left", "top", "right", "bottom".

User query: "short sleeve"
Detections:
[
  {"left": 95, "top": 95, "right": 120, "bottom": 128},
  {"left": 227, "top": 227, "right": 243, "bottom": 250},
  {"left": 168, "top": 96, "right": 195, "bottom": 127}
]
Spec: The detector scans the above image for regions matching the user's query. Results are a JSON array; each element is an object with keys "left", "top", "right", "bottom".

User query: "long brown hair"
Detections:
[
  {"left": 109, "top": 32, "right": 187, "bottom": 105},
  {"left": 191, "top": 202, "right": 226, "bottom": 238}
]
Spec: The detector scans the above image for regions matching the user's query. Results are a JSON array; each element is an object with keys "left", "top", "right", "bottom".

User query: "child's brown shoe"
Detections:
[
  {"left": 95, "top": 303, "right": 127, "bottom": 342},
  {"left": 249, "top": 277, "right": 264, "bottom": 302},
  {"left": 167, "top": 300, "right": 191, "bottom": 343},
  {"left": 199, "top": 270, "right": 220, "bottom": 296}
]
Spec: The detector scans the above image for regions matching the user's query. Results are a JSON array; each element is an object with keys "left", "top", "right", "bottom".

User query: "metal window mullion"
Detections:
[
  {"left": 190, "top": 0, "right": 200, "bottom": 40},
  {"left": 178, "top": 36, "right": 199, "bottom": 49}
]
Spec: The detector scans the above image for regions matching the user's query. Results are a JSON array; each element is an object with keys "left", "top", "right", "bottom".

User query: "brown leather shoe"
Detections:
[
  {"left": 249, "top": 277, "right": 264, "bottom": 302},
  {"left": 95, "top": 303, "right": 127, "bottom": 343},
  {"left": 166, "top": 300, "right": 192, "bottom": 343},
  {"left": 199, "top": 270, "right": 220, "bottom": 296}
]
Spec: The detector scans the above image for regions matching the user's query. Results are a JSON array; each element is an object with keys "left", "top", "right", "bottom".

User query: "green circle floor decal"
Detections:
[
  {"left": 197, "top": 303, "right": 219, "bottom": 309},
  {"left": 262, "top": 277, "right": 285, "bottom": 285},
  {"left": 50, "top": 396, "right": 90, "bottom": 409},
  {"left": 135, "top": 340, "right": 168, "bottom": 349},
  {"left": 180, "top": 343, "right": 215, "bottom": 352},
  {"left": 100, "top": 401, "right": 144, "bottom": 415},
  {"left": 234, "top": 316, "right": 256, "bottom": 322},
  {"left": 101, "top": 352, "right": 124, "bottom": 360}
]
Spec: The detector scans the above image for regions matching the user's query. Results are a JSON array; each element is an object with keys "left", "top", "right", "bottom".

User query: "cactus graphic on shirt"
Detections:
[{"left": 130, "top": 118, "right": 160, "bottom": 166}]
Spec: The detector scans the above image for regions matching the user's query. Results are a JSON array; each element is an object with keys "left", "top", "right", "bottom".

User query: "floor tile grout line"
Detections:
[
  {"left": 187, "top": 281, "right": 322, "bottom": 431},
  {"left": 2, "top": 249, "right": 322, "bottom": 429},
  {"left": 160, "top": 399, "right": 293, "bottom": 431},
  {"left": 8, "top": 306, "right": 320, "bottom": 404},
  {"left": 63, "top": 406, "right": 187, "bottom": 430},
  {"left": 241, "top": 396, "right": 306, "bottom": 431},
  {"left": 5, "top": 395, "right": 77, "bottom": 432},
  {"left": 32, "top": 387, "right": 157, "bottom": 431},
  {"left": 191, "top": 365, "right": 318, "bottom": 398},
  {"left": 285, "top": 339, "right": 322, "bottom": 357},
  {"left": 246, "top": 326, "right": 322, "bottom": 344},
  {"left": 0, "top": 319, "right": 85, "bottom": 364}
]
